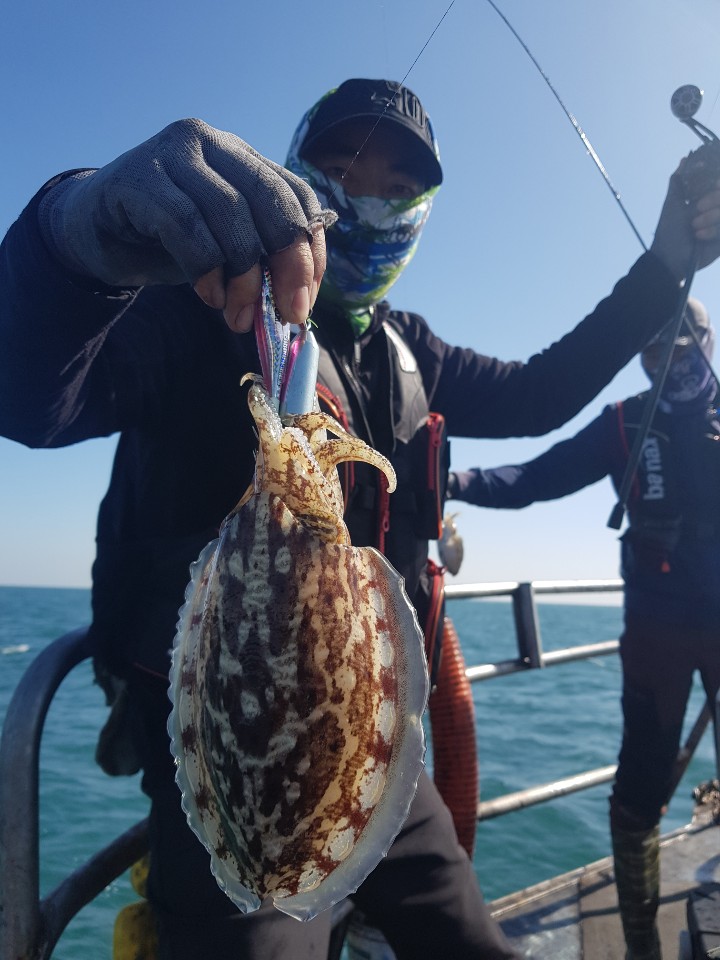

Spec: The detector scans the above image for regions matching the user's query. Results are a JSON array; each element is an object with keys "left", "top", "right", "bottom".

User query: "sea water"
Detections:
[{"left": 0, "top": 585, "right": 715, "bottom": 959}]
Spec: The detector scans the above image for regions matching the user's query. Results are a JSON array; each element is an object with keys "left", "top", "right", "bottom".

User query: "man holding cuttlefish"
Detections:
[{"left": 2, "top": 77, "right": 720, "bottom": 959}]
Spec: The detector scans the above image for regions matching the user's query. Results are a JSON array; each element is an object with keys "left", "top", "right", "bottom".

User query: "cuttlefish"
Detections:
[{"left": 168, "top": 378, "right": 428, "bottom": 921}]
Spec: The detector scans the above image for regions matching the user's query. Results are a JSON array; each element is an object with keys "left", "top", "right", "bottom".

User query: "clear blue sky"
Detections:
[{"left": 2, "top": 0, "right": 720, "bottom": 590}]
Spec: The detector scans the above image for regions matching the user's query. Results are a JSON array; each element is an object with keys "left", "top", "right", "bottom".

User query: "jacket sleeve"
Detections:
[
  {"left": 448, "top": 406, "right": 620, "bottom": 508},
  {"left": 0, "top": 177, "right": 138, "bottom": 446},
  {"left": 395, "top": 252, "right": 682, "bottom": 439},
  {"left": 0, "top": 177, "right": 208, "bottom": 448}
]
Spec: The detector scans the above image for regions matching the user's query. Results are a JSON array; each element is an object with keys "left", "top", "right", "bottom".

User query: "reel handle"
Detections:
[{"left": 671, "top": 84, "right": 719, "bottom": 146}]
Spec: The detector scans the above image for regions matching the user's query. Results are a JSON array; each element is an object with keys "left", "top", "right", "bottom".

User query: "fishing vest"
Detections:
[
  {"left": 618, "top": 395, "right": 720, "bottom": 560},
  {"left": 315, "top": 317, "right": 449, "bottom": 598}
]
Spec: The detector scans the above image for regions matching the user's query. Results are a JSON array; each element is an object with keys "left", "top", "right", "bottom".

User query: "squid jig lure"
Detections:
[{"left": 253, "top": 267, "right": 319, "bottom": 418}]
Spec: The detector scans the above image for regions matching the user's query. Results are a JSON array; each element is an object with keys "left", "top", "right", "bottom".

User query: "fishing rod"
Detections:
[
  {"left": 607, "top": 85, "right": 720, "bottom": 530},
  {"left": 479, "top": 5, "right": 718, "bottom": 525},
  {"left": 482, "top": 0, "right": 720, "bottom": 366},
  {"left": 478, "top": 3, "right": 720, "bottom": 354},
  {"left": 481, "top": 0, "right": 720, "bottom": 526},
  {"left": 483, "top": 0, "right": 648, "bottom": 252}
]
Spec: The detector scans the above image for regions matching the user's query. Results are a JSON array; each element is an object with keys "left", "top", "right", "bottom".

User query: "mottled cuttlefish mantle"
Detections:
[{"left": 169, "top": 381, "right": 429, "bottom": 921}]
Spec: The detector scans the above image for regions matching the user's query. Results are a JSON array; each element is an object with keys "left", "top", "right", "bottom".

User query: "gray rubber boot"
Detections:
[{"left": 611, "top": 823, "right": 662, "bottom": 960}]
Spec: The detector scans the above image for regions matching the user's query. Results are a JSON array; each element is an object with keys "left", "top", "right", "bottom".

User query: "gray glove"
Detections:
[{"left": 38, "top": 118, "right": 335, "bottom": 287}]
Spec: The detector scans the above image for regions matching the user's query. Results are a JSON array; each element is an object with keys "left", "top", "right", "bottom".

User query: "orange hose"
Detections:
[{"left": 428, "top": 615, "right": 479, "bottom": 858}]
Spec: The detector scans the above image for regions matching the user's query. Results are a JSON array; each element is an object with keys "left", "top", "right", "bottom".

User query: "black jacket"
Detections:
[
  {"left": 0, "top": 178, "right": 683, "bottom": 674},
  {"left": 450, "top": 394, "right": 720, "bottom": 625}
]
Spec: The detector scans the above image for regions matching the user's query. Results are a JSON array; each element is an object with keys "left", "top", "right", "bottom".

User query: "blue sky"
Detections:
[{"left": 3, "top": 0, "right": 720, "bottom": 590}]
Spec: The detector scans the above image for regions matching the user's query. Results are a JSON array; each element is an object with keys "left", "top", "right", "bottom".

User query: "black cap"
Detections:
[{"left": 301, "top": 78, "right": 443, "bottom": 187}]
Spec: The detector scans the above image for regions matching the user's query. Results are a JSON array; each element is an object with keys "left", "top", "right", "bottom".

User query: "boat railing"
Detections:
[
  {"left": 0, "top": 626, "right": 151, "bottom": 959},
  {"left": 443, "top": 578, "right": 714, "bottom": 820},
  {"left": 0, "top": 579, "right": 715, "bottom": 958}
]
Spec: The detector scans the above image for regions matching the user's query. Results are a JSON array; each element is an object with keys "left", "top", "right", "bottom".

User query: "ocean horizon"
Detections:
[{"left": 1, "top": 584, "right": 714, "bottom": 959}]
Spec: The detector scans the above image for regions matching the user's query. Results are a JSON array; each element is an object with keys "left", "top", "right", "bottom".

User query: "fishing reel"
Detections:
[{"left": 670, "top": 85, "right": 720, "bottom": 204}]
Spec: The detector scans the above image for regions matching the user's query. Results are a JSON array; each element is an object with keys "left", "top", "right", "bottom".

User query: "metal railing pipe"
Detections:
[
  {"left": 672, "top": 701, "right": 713, "bottom": 795},
  {"left": 39, "top": 819, "right": 149, "bottom": 959},
  {"left": 444, "top": 578, "right": 624, "bottom": 601},
  {"left": 465, "top": 659, "right": 531, "bottom": 682},
  {"left": 0, "top": 627, "right": 91, "bottom": 960},
  {"left": 540, "top": 639, "right": 619, "bottom": 667},
  {"left": 465, "top": 641, "right": 619, "bottom": 683},
  {"left": 477, "top": 765, "right": 618, "bottom": 820},
  {"left": 476, "top": 699, "right": 712, "bottom": 822}
]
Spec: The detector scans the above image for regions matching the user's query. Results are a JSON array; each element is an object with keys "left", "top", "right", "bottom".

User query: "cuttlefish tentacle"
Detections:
[
  {"left": 286, "top": 412, "right": 395, "bottom": 490},
  {"left": 245, "top": 383, "right": 395, "bottom": 545},
  {"left": 305, "top": 436, "right": 397, "bottom": 492},
  {"left": 290, "top": 410, "right": 360, "bottom": 447},
  {"left": 285, "top": 408, "right": 395, "bottom": 492},
  {"left": 241, "top": 382, "right": 396, "bottom": 497}
]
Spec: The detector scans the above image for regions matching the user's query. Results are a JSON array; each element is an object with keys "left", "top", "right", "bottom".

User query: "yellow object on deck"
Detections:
[{"left": 113, "top": 855, "right": 158, "bottom": 960}]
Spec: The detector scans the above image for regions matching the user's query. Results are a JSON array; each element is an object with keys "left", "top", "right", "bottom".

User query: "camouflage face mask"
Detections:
[{"left": 286, "top": 100, "right": 438, "bottom": 330}]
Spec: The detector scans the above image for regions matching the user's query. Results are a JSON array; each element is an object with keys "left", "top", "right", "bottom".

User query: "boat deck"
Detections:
[{"left": 491, "top": 801, "right": 720, "bottom": 960}]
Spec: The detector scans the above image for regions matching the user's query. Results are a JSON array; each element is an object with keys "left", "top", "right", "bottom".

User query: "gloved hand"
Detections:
[
  {"left": 651, "top": 142, "right": 720, "bottom": 281},
  {"left": 38, "top": 118, "right": 336, "bottom": 330}
]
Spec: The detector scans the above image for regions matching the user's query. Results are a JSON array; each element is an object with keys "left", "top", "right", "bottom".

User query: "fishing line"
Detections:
[
  {"left": 483, "top": 0, "right": 648, "bottom": 252},
  {"left": 327, "top": 0, "right": 456, "bottom": 202},
  {"left": 709, "top": 81, "right": 720, "bottom": 119}
]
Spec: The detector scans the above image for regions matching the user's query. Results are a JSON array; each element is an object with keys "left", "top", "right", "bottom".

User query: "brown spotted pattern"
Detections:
[{"left": 169, "top": 384, "right": 428, "bottom": 920}]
